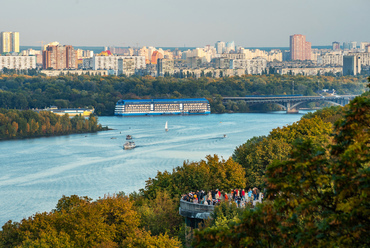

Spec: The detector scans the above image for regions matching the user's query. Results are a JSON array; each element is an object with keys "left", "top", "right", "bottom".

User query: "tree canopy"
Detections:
[
  {"left": 142, "top": 155, "right": 246, "bottom": 199},
  {"left": 0, "top": 109, "right": 106, "bottom": 140},
  {"left": 193, "top": 80, "right": 370, "bottom": 247},
  {"left": 0, "top": 195, "right": 181, "bottom": 248},
  {"left": 0, "top": 74, "right": 366, "bottom": 115}
]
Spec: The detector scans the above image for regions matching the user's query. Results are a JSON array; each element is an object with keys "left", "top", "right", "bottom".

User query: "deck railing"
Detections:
[{"left": 180, "top": 199, "right": 215, "bottom": 212}]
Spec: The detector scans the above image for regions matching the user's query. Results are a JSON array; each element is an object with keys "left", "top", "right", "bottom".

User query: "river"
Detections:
[{"left": 0, "top": 112, "right": 308, "bottom": 227}]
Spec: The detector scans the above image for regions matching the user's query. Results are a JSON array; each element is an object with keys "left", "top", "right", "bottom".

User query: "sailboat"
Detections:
[{"left": 165, "top": 121, "right": 168, "bottom": 132}]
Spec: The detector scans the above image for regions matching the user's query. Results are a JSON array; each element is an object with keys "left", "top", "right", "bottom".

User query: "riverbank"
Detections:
[
  {"left": 0, "top": 109, "right": 107, "bottom": 141},
  {"left": 0, "top": 126, "right": 109, "bottom": 141}
]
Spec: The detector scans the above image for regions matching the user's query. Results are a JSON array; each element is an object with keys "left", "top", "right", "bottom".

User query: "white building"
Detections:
[
  {"left": 317, "top": 51, "right": 344, "bottom": 66},
  {"left": 0, "top": 55, "right": 36, "bottom": 70},
  {"left": 230, "top": 58, "right": 267, "bottom": 74},
  {"left": 277, "top": 67, "right": 342, "bottom": 76},
  {"left": 117, "top": 57, "right": 135, "bottom": 76},
  {"left": 85, "top": 55, "right": 146, "bottom": 72},
  {"left": 347, "top": 52, "right": 370, "bottom": 66},
  {"left": 20, "top": 49, "right": 41, "bottom": 56},
  {"left": 239, "top": 48, "right": 282, "bottom": 62},
  {"left": 360, "top": 42, "right": 370, "bottom": 51},
  {"left": 350, "top": 41, "right": 357, "bottom": 50},
  {"left": 157, "top": 58, "right": 174, "bottom": 76},
  {"left": 215, "top": 41, "right": 225, "bottom": 54},
  {"left": 225, "top": 41, "right": 235, "bottom": 53}
]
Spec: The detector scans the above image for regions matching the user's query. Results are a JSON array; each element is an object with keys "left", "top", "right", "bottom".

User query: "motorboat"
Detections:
[{"left": 123, "top": 141, "right": 135, "bottom": 149}]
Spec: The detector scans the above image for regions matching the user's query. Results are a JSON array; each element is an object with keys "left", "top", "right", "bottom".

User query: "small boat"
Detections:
[
  {"left": 123, "top": 141, "right": 135, "bottom": 149},
  {"left": 126, "top": 135, "right": 132, "bottom": 140},
  {"left": 165, "top": 121, "right": 168, "bottom": 132}
]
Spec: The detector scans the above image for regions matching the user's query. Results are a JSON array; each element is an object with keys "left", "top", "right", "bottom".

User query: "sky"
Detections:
[{"left": 1, "top": 0, "right": 369, "bottom": 48}]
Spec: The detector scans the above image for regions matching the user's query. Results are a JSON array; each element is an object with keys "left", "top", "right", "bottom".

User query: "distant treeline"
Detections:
[
  {"left": 0, "top": 109, "right": 107, "bottom": 140},
  {"left": 0, "top": 74, "right": 367, "bottom": 115}
]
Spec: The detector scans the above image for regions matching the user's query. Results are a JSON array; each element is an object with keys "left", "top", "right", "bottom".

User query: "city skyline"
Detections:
[{"left": 1, "top": 0, "right": 369, "bottom": 47}]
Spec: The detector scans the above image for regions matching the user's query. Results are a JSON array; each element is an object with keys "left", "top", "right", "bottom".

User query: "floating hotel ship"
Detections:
[{"left": 114, "top": 98, "right": 211, "bottom": 116}]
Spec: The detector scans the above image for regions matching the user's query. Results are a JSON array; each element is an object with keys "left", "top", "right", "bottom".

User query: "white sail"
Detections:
[{"left": 165, "top": 121, "right": 168, "bottom": 131}]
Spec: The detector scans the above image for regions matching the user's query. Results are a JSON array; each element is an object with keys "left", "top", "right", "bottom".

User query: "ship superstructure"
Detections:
[{"left": 114, "top": 98, "right": 211, "bottom": 116}]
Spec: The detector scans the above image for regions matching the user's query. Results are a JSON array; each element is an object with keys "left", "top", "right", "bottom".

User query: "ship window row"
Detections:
[
  {"left": 124, "top": 110, "right": 149, "bottom": 113},
  {"left": 125, "top": 109, "right": 150, "bottom": 112},
  {"left": 184, "top": 107, "right": 206, "bottom": 110},
  {"left": 126, "top": 106, "right": 150, "bottom": 110},
  {"left": 155, "top": 108, "right": 180, "bottom": 111},
  {"left": 155, "top": 106, "right": 180, "bottom": 109}
]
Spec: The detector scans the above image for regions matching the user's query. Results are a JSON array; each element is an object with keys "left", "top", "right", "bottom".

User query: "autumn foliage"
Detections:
[
  {"left": 0, "top": 195, "right": 181, "bottom": 247},
  {"left": 0, "top": 109, "right": 106, "bottom": 140},
  {"left": 142, "top": 155, "right": 246, "bottom": 199},
  {"left": 194, "top": 79, "right": 370, "bottom": 247}
]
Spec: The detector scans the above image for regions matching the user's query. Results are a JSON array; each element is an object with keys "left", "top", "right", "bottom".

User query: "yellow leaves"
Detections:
[{"left": 1, "top": 194, "right": 182, "bottom": 247}]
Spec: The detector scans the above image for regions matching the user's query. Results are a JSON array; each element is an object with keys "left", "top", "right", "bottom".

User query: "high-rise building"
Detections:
[
  {"left": 0, "top": 32, "right": 19, "bottom": 53},
  {"left": 157, "top": 58, "right": 174, "bottom": 77},
  {"left": 360, "top": 42, "right": 370, "bottom": 50},
  {"left": 151, "top": 51, "right": 163, "bottom": 64},
  {"left": 350, "top": 41, "right": 357, "bottom": 50},
  {"left": 225, "top": 41, "right": 235, "bottom": 52},
  {"left": 332, "top": 41, "right": 340, "bottom": 51},
  {"left": 290, "top": 34, "right": 312, "bottom": 61},
  {"left": 215, "top": 41, "right": 225, "bottom": 54},
  {"left": 366, "top": 45, "right": 370, "bottom": 53},
  {"left": 117, "top": 57, "right": 135, "bottom": 76},
  {"left": 42, "top": 44, "right": 77, "bottom": 69},
  {"left": 343, "top": 55, "right": 361, "bottom": 75},
  {"left": 343, "top": 42, "right": 350, "bottom": 50}
]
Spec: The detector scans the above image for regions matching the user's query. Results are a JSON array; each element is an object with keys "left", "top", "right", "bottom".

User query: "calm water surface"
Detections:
[{"left": 0, "top": 112, "right": 307, "bottom": 226}]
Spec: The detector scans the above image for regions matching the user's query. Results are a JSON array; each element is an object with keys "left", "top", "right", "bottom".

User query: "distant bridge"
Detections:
[{"left": 222, "top": 95, "right": 358, "bottom": 113}]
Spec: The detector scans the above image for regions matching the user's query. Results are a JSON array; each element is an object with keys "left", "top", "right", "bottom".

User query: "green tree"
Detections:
[
  {"left": 138, "top": 190, "right": 184, "bottom": 237},
  {"left": 233, "top": 117, "right": 332, "bottom": 188},
  {"left": 194, "top": 90, "right": 370, "bottom": 247},
  {"left": 142, "top": 155, "right": 246, "bottom": 199}
]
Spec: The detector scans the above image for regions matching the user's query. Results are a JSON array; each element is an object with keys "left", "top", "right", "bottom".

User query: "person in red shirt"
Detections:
[{"left": 241, "top": 189, "right": 245, "bottom": 201}]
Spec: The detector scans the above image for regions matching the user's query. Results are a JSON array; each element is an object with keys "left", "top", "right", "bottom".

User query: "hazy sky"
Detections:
[{"left": 1, "top": 0, "right": 369, "bottom": 47}]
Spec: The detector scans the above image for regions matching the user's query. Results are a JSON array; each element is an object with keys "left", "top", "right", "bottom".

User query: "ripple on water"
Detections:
[{"left": 0, "top": 113, "right": 308, "bottom": 226}]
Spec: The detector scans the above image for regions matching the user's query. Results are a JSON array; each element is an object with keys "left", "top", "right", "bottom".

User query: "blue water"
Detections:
[{"left": 0, "top": 112, "right": 308, "bottom": 227}]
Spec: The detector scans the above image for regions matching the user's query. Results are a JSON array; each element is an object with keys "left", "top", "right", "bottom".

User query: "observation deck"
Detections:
[{"left": 179, "top": 199, "right": 214, "bottom": 219}]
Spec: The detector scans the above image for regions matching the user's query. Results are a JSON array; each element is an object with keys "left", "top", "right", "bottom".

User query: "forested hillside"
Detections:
[
  {"left": 193, "top": 79, "right": 370, "bottom": 247},
  {"left": 0, "top": 74, "right": 366, "bottom": 115}
]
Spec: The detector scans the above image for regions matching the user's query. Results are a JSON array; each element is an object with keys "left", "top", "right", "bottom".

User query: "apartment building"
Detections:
[
  {"left": 290, "top": 34, "right": 312, "bottom": 61},
  {"left": 42, "top": 44, "right": 77, "bottom": 69},
  {"left": 0, "top": 55, "right": 36, "bottom": 70},
  {"left": 0, "top": 32, "right": 19, "bottom": 53}
]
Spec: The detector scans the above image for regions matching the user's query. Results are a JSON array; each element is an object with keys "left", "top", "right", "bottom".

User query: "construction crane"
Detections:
[{"left": 38, "top": 41, "right": 45, "bottom": 51}]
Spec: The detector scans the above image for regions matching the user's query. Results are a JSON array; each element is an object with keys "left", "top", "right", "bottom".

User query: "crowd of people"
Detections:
[{"left": 181, "top": 188, "right": 264, "bottom": 207}]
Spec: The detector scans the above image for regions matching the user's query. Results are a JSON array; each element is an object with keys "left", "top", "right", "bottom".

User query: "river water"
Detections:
[{"left": 0, "top": 112, "right": 308, "bottom": 227}]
